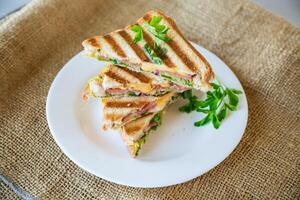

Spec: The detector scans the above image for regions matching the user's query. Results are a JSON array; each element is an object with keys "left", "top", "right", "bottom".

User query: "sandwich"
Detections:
[
  {"left": 83, "top": 64, "right": 187, "bottom": 99},
  {"left": 101, "top": 91, "right": 177, "bottom": 130},
  {"left": 120, "top": 112, "right": 162, "bottom": 157},
  {"left": 82, "top": 10, "right": 214, "bottom": 91}
]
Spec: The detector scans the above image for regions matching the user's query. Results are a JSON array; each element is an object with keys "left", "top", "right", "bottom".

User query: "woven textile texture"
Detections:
[
  {"left": 0, "top": 0, "right": 299, "bottom": 199},
  {"left": 0, "top": 181, "right": 21, "bottom": 200}
]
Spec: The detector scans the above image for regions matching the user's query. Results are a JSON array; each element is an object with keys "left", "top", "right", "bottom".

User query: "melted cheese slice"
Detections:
[
  {"left": 155, "top": 92, "right": 176, "bottom": 110},
  {"left": 127, "top": 83, "right": 153, "bottom": 93}
]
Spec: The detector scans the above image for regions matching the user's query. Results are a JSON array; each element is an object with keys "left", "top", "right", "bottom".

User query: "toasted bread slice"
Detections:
[
  {"left": 120, "top": 112, "right": 161, "bottom": 157},
  {"left": 82, "top": 10, "right": 214, "bottom": 91},
  {"left": 101, "top": 92, "right": 176, "bottom": 130}
]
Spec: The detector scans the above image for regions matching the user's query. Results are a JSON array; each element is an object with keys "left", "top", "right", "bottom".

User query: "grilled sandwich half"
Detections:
[
  {"left": 120, "top": 112, "right": 162, "bottom": 157},
  {"left": 83, "top": 64, "right": 187, "bottom": 99},
  {"left": 82, "top": 10, "right": 214, "bottom": 91},
  {"left": 101, "top": 91, "right": 177, "bottom": 130}
]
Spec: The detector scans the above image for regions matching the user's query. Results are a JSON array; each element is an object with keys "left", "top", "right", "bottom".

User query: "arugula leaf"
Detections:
[
  {"left": 109, "top": 58, "right": 128, "bottom": 67},
  {"left": 144, "top": 43, "right": 163, "bottom": 64},
  {"left": 150, "top": 16, "right": 162, "bottom": 26},
  {"left": 128, "top": 92, "right": 139, "bottom": 96},
  {"left": 143, "top": 16, "right": 172, "bottom": 44},
  {"left": 160, "top": 26, "right": 169, "bottom": 34},
  {"left": 194, "top": 98, "right": 214, "bottom": 108},
  {"left": 225, "top": 103, "right": 237, "bottom": 111},
  {"left": 151, "top": 113, "right": 161, "bottom": 123},
  {"left": 214, "top": 88, "right": 224, "bottom": 99},
  {"left": 179, "top": 94, "right": 198, "bottom": 113},
  {"left": 179, "top": 104, "right": 193, "bottom": 113},
  {"left": 206, "top": 91, "right": 215, "bottom": 99},
  {"left": 194, "top": 113, "right": 212, "bottom": 127},
  {"left": 212, "top": 113, "right": 221, "bottom": 129},
  {"left": 209, "top": 98, "right": 218, "bottom": 110},
  {"left": 226, "top": 89, "right": 239, "bottom": 107},
  {"left": 150, "top": 125, "right": 158, "bottom": 131},
  {"left": 131, "top": 25, "right": 141, "bottom": 32},
  {"left": 230, "top": 88, "right": 243, "bottom": 95},
  {"left": 154, "top": 43, "right": 167, "bottom": 58},
  {"left": 181, "top": 90, "right": 192, "bottom": 99},
  {"left": 157, "top": 33, "right": 172, "bottom": 42},
  {"left": 217, "top": 104, "right": 227, "bottom": 121},
  {"left": 161, "top": 74, "right": 193, "bottom": 87},
  {"left": 196, "top": 108, "right": 210, "bottom": 114},
  {"left": 179, "top": 81, "right": 242, "bottom": 129},
  {"left": 131, "top": 25, "right": 143, "bottom": 43},
  {"left": 211, "top": 83, "right": 220, "bottom": 90}
]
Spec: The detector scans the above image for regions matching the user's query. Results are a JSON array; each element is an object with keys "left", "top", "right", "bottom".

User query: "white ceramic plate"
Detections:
[{"left": 46, "top": 42, "right": 248, "bottom": 188}]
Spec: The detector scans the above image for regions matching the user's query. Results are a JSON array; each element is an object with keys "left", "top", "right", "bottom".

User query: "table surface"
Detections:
[{"left": 0, "top": 0, "right": 299, "bottom": 26}]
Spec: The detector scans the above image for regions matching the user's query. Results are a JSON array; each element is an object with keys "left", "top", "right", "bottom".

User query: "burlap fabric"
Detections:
[{"left": 0, "top": 0, "right": 299, "bottom": 199}]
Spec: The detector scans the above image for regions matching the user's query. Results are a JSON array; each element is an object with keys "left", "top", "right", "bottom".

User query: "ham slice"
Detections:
[
  {"left": 105, "top": 88, "right": 129, "bottom": 95},
  {"left": 170, "top": 84, "right": 189, "bottom": 92},
  {"left": 143, "top": 122, "right": 158, "bottom": 133},
  {"left": 122, "top": 101, "right": 157, "bottom": 123}
]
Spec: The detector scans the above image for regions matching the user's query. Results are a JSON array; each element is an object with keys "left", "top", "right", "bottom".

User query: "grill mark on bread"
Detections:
[
  {"left": 141, "top": 27, "right": 176, "bottom": 68},
  {"left": 124, "top": 125, "right": 143, "bottom": 135},
  {"left": 143, "top": 13, "right": 151, "bottom": 22},
  {"left": 167, "top": 40, "right": 197, "bottom": 72},
  {"left": 104, "top": 114, "right": 123, "bottom": 121},
  {"left": 124, "top": 113, "right": 153, "bottom": 135},
  {"left": 117, "top": 30, "right": 149, "bottom": 61},
  {"left": 87, "top": 38, "right": 100, "bottom": 48},
  {"left": 119, "top": 67, "right": 151, "bottom": 83},
  {"left": 163, "top": 56, "right": 176, "bottom": 68},
  {"left": 103, "top": 35, "right": 126, "bottom": 57},
  {"left": 142, "top": 29, "right": 154, "bottom": 46},
  {"left": 105, "top": 101, "right": 148, "bottom": 108},
  {"left": 104, "top": 71, "right": 129, "bottom": 85}
]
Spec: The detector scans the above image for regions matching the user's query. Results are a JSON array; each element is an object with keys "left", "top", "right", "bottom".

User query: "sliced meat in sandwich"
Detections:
[
  {"left": 120, "top": 112, "right": 162, "bottom": 157},
  {"left": 101, "top": 91, "right": 177, "bottom": 130}
]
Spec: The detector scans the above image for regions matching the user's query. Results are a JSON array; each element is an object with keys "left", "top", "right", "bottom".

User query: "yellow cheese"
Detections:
[
  {"left": 155, "top": 92, "right": 175, "bottom": 110},
  {"left": 127, "top": 83, "right": 153, "bottom": 93}
]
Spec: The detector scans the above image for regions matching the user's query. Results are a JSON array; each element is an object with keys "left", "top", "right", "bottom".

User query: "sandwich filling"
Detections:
[
  {"left": 102, "top": 92, "right": 177, "bottom": 130},
  {"left": 87, "top": 51, "right": 205, "bottom": 90},
  {"left": 83, "top": 71, "right": 188, "bottom": 99},
  {"left": 128, "top": 112, "right": 162, "bottom": 157},
  {"left": 120, "top": 92, "right": 176, "bottom": 125},
  {"left": 84, "top": 75, "right": 171, "bottom": 98}
]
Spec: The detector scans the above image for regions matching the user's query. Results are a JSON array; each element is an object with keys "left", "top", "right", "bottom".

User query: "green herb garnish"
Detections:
[
  {"left": 145, "top": 16, "right": 172, "bottom": 43},
  {"left": 109, "top": 58, "right": 128, "bottom": 67},
  {"left": 133, "top": 133, "right": 148, "bottom": 156},
  {"left": 149, "top": 112, "right": 162, "bottom": 131},
  {"left": 151, "top": 113, "right": 162, "bottom": 124},
  {"left": 132, "top": 112, "right": 163, "bottom": 156},
  {"left": 128, "top": 92, "right": 139, "bottom": 96},
  {"left": 161, "top": 74, "right": 193, "bottom": 87},
  {"left": 144, "top": 43, "right": 163, "bottom": 64},
  {"left": 142, "top": 15, "right": 172, "bottom": 57},
  {"left": 131, "top": 25, "right": 143, "bottom": 43},
  {"left": 154, "top": 43, "right": 167, "bottom": 58},
  {"left": 179, "top": 82, "right": 242, "bottom": 129}
]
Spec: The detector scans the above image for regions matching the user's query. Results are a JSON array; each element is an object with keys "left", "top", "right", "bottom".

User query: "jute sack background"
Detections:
[{"left": 0, "top": 0, "right": 299, "bottom": 199}]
